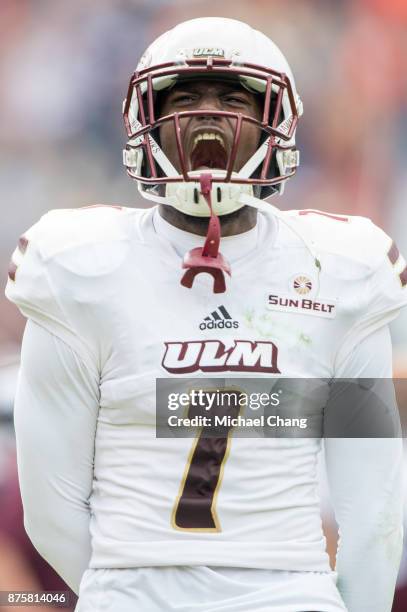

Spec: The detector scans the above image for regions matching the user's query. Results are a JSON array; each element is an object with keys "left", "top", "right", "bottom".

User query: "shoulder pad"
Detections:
[
  {"left": 22, "top": 205, "right": 133, "bottom": 261},
  {"left": 5, "top": 205, "right": 139, "bottom": 367},
  {"left": 8, "top": 205, "right": 139, "bottom": 279},
  {"left": 283, "top": 209, "right": 392, "bottom": 271}
]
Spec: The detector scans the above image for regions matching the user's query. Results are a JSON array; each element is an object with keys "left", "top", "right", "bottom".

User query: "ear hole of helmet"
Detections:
[
  {"left": 141, "top": 89, "right": 170, "bottom": 184},
  {"left": 252, "top": 148, "right": 280, "bottom": 199},
  {"left": 251, "top": 92, "right": 284, "bottom": 198}
]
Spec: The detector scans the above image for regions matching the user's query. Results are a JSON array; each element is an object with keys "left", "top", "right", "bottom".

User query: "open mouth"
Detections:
[{"left": 190, "top": 132, "right": 228, "bottom": 171}]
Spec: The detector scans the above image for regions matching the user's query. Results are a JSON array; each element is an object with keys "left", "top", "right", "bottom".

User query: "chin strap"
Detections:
[{"left": 181, "top": 174, "right": 231, "bottom": 293}]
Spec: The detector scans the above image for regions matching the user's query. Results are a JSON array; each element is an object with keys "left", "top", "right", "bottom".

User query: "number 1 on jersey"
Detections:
[{"left": 171, "top": 389, "right": 242, "bottom": 532}]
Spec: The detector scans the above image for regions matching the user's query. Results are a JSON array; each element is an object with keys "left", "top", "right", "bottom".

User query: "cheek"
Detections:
[
  {"left": 237, "top": 124, "right": 261, "bottom": 162},
  {"left": 159, "top": 123, "right": 178, "bottom": 166},
  {"left": 159, "top": 118, "right": 191, "bottom": 170},
  {"left": 159, "top": 124, "right": 171, "bottom": 151},
  {"left": 247, "top": 124, "right": 262, "bottom": 148}
]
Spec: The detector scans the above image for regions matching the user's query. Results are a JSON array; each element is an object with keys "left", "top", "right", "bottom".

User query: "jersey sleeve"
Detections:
[
  {"left": 333, "top": 236, "right": 407, "bottom": 374},
  {"left": 15, "top": 320, "right": 99, "bottom": 594},
  {"left": 325, "top": 327, "right": 403, "bottom": 612}
]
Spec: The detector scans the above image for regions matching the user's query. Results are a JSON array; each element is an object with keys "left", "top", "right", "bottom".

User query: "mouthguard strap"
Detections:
[{"left": 180, "top": 173, "right": 231, "bottom": 293}]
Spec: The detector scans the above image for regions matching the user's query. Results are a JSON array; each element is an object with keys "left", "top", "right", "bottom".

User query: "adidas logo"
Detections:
[{"left": 199, "top": 305, "right": 239, "bottom": 330}]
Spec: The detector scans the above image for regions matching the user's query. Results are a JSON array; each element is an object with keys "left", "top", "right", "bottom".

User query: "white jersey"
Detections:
[{"left": 6, "top": 205, "right": 407, "bottom": 576}]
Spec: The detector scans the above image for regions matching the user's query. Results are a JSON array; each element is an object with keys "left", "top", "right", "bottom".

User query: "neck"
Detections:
[{"left": 158, "top": 205, "right": 258, "bottom": 237}]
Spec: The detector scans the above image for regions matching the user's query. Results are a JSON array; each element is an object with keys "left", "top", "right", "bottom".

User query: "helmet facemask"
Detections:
[{"left": 123, "top": 56, "right": 300, "bottom": 216}]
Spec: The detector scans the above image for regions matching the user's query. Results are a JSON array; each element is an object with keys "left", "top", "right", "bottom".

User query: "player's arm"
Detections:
[
  {"left": 14, "top": 320, "right": 99, "bottom": 595},
  {"left": 324, "top": 325, "right": 403, "bottom": 612}
]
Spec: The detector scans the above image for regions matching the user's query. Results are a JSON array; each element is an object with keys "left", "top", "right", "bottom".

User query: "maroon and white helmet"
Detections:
[{"left": 123, "top": 17, "right": 303, "bottom": 217}]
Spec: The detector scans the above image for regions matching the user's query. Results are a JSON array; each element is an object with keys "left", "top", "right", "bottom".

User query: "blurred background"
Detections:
[{"left": 0, "top": 0, "right": 406, "bottom": 610}]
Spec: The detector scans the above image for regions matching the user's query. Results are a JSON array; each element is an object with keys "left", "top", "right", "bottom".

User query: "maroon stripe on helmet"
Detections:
[
  {"left": 387, "top": 242, "right": 400, "bottom": 265},
  {"left": 18, "top": 235, "right": 29, "bottom": 254},
  {"left": 8, "top": 261, "right": 17, "bottom": 282},
  {"left": 400, "top": 266, "right": 407, "bottom": 287}
]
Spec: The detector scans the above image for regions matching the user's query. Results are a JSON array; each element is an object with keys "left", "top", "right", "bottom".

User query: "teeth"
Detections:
[{"left": 192, "top": 132, "right": 225, "bottom": 149}]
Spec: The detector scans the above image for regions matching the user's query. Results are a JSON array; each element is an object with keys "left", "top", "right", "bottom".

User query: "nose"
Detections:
[
  {"left": 197, "top": 92, "right": 223, "bottom": 110},
  {"left": 198, "top": 91, "right": 222, "bottom": 119},
  {"left": 195, "top": 93, "right": 223, "bottom": 123}
]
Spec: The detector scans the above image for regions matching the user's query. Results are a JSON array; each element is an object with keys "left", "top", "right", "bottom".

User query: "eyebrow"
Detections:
[{"left": 169, "top": 82, "right": 250, "bottom": 96}]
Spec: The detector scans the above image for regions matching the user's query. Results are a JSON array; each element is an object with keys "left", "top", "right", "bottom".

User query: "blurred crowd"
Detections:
[{"left": 0, "top": 0, "right": 407, "bottom": 610}]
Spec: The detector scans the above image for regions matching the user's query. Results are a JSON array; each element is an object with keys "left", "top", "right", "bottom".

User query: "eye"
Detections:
[
  {"left": 172, "top": 93, "right": 197, "bottom": 105},
  {"left": 223, "top": 94, "right": 249, "bottom": 106}
]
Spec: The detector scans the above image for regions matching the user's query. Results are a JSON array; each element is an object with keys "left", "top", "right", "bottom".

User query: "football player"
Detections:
[{"left": 6, "top": 17, "right": 407, "bottom": 612}]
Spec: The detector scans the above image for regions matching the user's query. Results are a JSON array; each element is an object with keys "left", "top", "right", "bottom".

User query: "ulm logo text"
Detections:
[{"left": 162, "top": 340, "right": 280, "bottom": 374}]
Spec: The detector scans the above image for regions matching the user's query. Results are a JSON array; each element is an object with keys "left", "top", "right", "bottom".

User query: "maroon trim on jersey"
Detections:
[
  {"left": 8, "top": 261, "right": 17, "bottom": 282},
  {"left": 387, "top": 241, "right": 400, "bottom": 265},
  {"left": 400, "top": 265, "right": 407, "bottom": 287},
  {"left": 298, "top": 209, "right": 349, "bottom": 222},
  {"left": 18, "top": 235, "right": 29, "bottom": 254},
  {"left": 8, "top": 235, "right": 29, "bottom": 281}
]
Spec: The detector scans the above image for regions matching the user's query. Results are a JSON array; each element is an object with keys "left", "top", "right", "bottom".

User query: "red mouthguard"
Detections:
[{"left": 181, "top": 174, "right": 231, "bottom": 293}]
